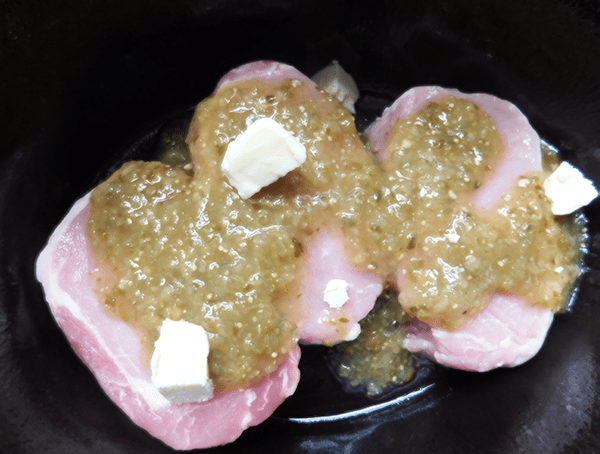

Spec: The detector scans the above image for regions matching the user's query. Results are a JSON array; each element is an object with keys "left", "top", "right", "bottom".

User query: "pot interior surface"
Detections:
[{"left": 1, "top": 1, "right": 600, "bottom": 452}]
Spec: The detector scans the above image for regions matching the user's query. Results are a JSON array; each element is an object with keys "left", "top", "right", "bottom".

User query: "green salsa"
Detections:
[{"left": 87, "top": 79, "right": 583, "bottom": 394}]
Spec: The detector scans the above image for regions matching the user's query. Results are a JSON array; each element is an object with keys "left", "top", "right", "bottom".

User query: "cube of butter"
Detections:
[
  {"left": 312, "top": 60, "right": 360, "bottom": 114},
  {"left": 543, "top": 161, "right": 598, "bottom": 215},
  {"left": 151, "top": 319, "right": 214, "bottom": 404},
  {"left": 324, "top": 279, "right": 350, "bottom": 309},
  {"left": 221, "top": 117, "right": 307, "bottom": 199}
]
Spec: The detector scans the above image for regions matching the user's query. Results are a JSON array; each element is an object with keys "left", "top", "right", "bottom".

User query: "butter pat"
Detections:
[
  {"left": 221, "top": 118, "right": 306, "bottom": 199},
  {"left": 344, "top": 324, "right": 361, "bottom": 341},
  {"left": 543, "top": 162, "right": 598, "bottom": 215},
  {"left": 324, "top": 279, "right": 350, "bottom": 309},
  {"left": 151, "top": 319, "right": 214, "bottom": 404},
  {"left": 312, "top": 61, "right": 359, "bottom": 113}
]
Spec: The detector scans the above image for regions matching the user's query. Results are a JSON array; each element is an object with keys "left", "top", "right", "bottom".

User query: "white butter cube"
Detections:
[
  {"left": 221, "top": 118, "right": 306, "bottom": 199},
  {"left": 324, "top": 279, "right": 350, "bottom": 309},
  {"left": 543, "top": 161, "right": 598, "bottom": 215},
  {"left": 151, "top": 319, "right": 214, "bottom": 404},
  {"left": 312, "top": 61, "right": 360, "bottom": 113},
  {"left": 344, "top": 324, "right": 361, "bottom": 341}
]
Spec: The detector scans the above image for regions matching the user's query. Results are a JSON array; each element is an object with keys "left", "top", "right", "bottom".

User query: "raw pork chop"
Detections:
[
  {"left": 204, "top": 61, "right": 382, "bottom": 344},
  {"left": 36, "top": 192, "right": 301, "bottom": 450},
  {"left": 215, "top": 60, "right": 313, "bottom": 92},
  {"left": 368, "top": 86, "right": 553, "bottom": 371},
  {"left": 403, "top": 294, "right": 553, "bottom": 371}
]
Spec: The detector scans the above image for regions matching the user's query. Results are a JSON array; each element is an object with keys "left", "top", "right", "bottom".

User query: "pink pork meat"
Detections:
[
  {"left": 36, "top": 191, "right": 301, "bottom": 450},
  {"left": 368, "top": 86, "right": 553, "bottom": 371},
  {"left": 211, "top": 61, "right": 382, "bottom": 345},
  {"left": 215, "top": 60, "right": 313, "bottom": 92},
  {"left": 274, "top": 225, "right": 383, "bottom": 345}
]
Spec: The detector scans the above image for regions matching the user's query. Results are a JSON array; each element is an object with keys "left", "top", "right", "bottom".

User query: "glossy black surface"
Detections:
[{"left": 1, "top": 1, "right": 600, "bottom": 452}]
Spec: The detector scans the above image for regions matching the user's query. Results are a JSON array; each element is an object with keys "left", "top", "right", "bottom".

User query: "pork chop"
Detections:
[
  {"left": 36, "top": 193, "right": 301, "bottom": 450},
  {"left": 368, "top": 86, "right": 553, "bottom": 371},
  {"left": 203, "top": 61, "right": 383, "bottom": 344}
]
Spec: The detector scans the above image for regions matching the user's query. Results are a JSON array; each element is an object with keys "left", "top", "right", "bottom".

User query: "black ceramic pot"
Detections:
[{"left": 2, "top": 1, "right": 600, "bottom": 452}]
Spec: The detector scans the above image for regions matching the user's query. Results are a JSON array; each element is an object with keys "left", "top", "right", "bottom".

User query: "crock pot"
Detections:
[{"left": 1, "top": 1, "right": 599, "bottom": 452}]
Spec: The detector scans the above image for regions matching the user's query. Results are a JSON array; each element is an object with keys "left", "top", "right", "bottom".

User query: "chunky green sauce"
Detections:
[
  {"left": 87, "top": 78, "right": 582, "bottom": 394},
  {"left": 334, "top": 290, "right": 414, "bottom": 396}
]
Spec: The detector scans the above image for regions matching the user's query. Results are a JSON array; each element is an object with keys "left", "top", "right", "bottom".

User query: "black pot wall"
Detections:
[{"left": 1, "top": 1, "right": 600, "bottom": 453}]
